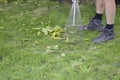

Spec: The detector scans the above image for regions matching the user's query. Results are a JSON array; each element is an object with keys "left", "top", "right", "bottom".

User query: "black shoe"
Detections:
[
  {"left": 93, "top": 28, "right": 115, "bottom": 43},
  {"left": 81, "top": 19, "right": 104, "bottom": 32}
]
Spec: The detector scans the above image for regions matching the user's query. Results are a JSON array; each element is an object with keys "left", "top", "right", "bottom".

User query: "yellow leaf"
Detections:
[
  {"left": 32, "top": 28, "right": 41, "bottom": 30},
  {"left": 34, "top": 41, "right": 39, "bottom": 45},
  {"left": 51, "top": 32, "right": 62, "bottom": 39},
  {"left": 37, "top": 31, "right": 41, "bottom": 36},
  {"left": 40, "top": 22, "right": 44, "bottom": 25},
  {"left": 61, "top": 53, "right": 65, "bottom": 57},
  {"left": 65, "top": 37, "right": 71, "bottom": 43},
  {"left": 42, "top": 28, "right": 49, "bottom": 35},
  {"left": 0, "top": 27, "right": 4, "bottom": 29},
  {"left": 46, "top": 26, "right": 53, "bottom": 33},
  {"left": 53, "top": 25, "right": 64, "bottom": 32}
]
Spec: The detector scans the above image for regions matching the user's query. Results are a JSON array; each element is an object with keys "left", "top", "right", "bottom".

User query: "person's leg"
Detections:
[
  {"left": 96, "top": 0, "right": 104, "bottom": 14},
  {"left": 104, "top": 0, "right": 116, "bottom": 28},
  {"left": 82, "top": 0, "right": 104, "bottom": 32},
  {"left": 93, "top": 0, "right": 116, "bottom": 43},
  {"left": 94, "top": 0, "right": 104, "bottom": 20}
]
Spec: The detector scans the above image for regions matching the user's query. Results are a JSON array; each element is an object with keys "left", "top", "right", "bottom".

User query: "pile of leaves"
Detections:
[
  {"left": 30, "top": 20, "right": 82, "bottom": 44},
  {"left": 32, "top": 25, "right": 65, "bottom": 40}
]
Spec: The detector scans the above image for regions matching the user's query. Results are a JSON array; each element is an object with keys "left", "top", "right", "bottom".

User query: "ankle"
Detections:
[
  {"left": 105, "top": 24, "right": 114, "bottom": 29},
  {"left": 93, "top": 13, "right": 103, "bottom": 20}
]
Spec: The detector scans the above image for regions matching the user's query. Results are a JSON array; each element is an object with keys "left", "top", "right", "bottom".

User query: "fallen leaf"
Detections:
[
  {"left": 0, "top": 27, "right": 4, "bottom": 29},
  {"left": 22, "top": 38, "right": 31, "bottom": 42},
  {"left": 22, "top": 23, "right": 26, "bottom": 26},
  {"left": 32, "top": 28, "right": 41, "bottom": 30},
  {"left": 61, "top": 53, "right": 65, "bottom": 57},
  {"left": 46, "top": 45, "right": 59, "bottom": 53},
  {"left": 42, "top": 28, "right": 49, "bottom": 35},
  {"left": 34, "top": 41, "right": 39, "bottom": 45},
  {"left": 65, "top": 37, "right": 71, "bottom": 43},
  {"left": 53, "top": 25, "right": 64, "bottom": 33},
  {"left": 37, "top": 31, "right": 41, "bottom": 36},
  {"left": 51, "top": 32, "right": 62, "bottom": 40},
  {"left": 51, "top": 45, "right": 59, "bottom": 50}
]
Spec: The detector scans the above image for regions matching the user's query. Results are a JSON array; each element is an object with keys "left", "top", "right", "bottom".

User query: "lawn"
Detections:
[{"left": 0, "top": 1, "right": 120, "bottom": 80}]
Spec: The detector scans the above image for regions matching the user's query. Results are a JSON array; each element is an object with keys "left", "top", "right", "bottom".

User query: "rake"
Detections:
[{"left": 65, "top": 0, "right": 82, "bottom": 43}]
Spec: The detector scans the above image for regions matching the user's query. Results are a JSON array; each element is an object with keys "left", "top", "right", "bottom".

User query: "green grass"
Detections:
[{"left": 0, "top": 1, "right": 120, "bottom": 80}]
